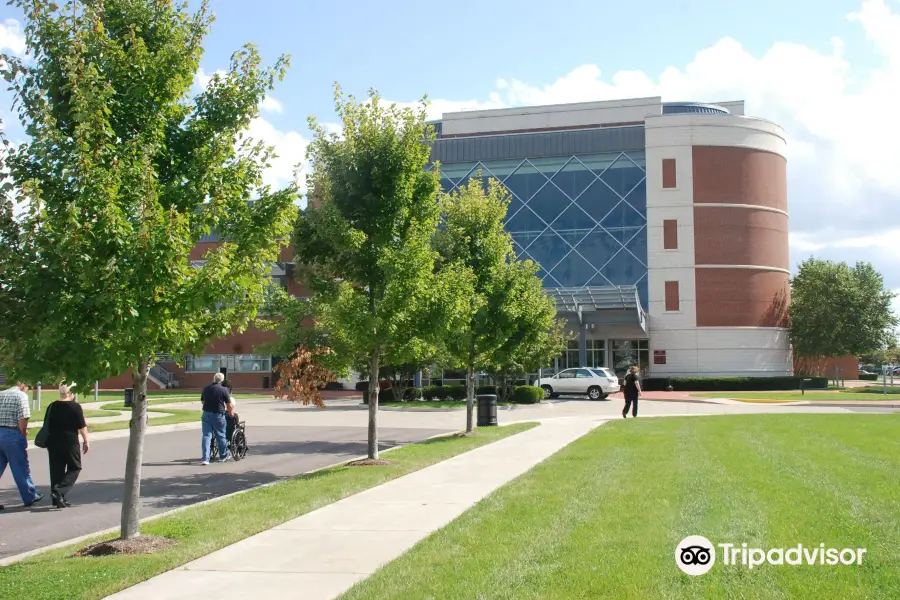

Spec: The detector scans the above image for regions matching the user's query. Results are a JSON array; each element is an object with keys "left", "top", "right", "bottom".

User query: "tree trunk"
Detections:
[
  {"left": 466, "top": 355, "right": 476, "bottom": 434},
  {"left": 367, "top": 350, "right": 380, "bottom": 459},
  {"left": 121, "top": 356, "right": 150, "bottom": 539}
]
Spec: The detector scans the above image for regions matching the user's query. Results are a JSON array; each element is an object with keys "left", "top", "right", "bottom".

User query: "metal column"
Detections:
[{"left": 579, "top": 325, "right": 587, "bottom": 367}]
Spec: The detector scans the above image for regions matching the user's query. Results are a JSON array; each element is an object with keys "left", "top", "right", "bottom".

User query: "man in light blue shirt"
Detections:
[{"left": 0, "top": 382, "right": 44, "bottom": 509}]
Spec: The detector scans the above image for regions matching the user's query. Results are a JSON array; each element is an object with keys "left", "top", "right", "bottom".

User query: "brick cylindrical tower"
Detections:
[{"left": 644, "top": 110, "right": 791, "bottom": 377}]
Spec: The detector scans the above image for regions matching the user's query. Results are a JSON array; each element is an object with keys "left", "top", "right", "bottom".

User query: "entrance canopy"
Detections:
[{"left": 546, "top": 285, "right": 647, "bottom": 332}]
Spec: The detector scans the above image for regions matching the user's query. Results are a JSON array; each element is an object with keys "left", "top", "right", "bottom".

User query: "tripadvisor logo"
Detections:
[{"left": 675, "top": 536, "right": 867, "bottom": 576}]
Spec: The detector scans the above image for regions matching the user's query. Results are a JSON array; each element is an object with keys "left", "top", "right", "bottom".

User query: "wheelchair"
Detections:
[{"left": 209, "top": 413, "right": 249, "bottom": 461}]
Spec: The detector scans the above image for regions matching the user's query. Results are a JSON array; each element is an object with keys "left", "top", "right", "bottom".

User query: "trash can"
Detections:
[
  {"left": 124, "top": 388, "right": 134, "bottom": 408},
  {"left": 262, "top": 376, "right": 270, "bottom": 389},
  {"left": 477, "top": 394, "right": 498, "bottom": 427}
]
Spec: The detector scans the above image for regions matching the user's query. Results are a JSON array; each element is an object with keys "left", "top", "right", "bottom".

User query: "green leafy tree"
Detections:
[
  {"left": 790, "top": 258, "right": 897, "bottom": 359},
  {"left": 0, "top": 0, "right": 296, "bottom": 538},
  {"left": 294, "top": 86, "right": 474, "bottom": 459},
  {"left": 486, "top": 261, "right": 569, "bottom": 402},
  {"left": 435, "top": 176, "right": 543, "bottom": 432}
]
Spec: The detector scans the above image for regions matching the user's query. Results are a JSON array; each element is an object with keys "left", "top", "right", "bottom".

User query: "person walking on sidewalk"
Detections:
[
  {"left": 44, "top": 384, "right": 90, "bottom": 508},
  {"left": 0, "top": 382, "right": 44, "bottom": 509},
  {"left": 200, "top": 373, "right": 232, "bottom": 465},
  {"left": 622, "top": 365, "right": 642, "bottom": 418}
]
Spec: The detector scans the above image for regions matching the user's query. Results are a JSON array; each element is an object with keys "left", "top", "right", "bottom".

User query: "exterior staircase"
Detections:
[{"left": 148, "top": 355, "right": 180, "bottom": 389}]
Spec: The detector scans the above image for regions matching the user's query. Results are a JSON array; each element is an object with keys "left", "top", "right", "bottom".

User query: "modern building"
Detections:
[
  {"left": 425, "top": 96, "right": 791, "bottom": 380},
  {"left": 98, "top": 95, "right": 792, "bottom": 390}
]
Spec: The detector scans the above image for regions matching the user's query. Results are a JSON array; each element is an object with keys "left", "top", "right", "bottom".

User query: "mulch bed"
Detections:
[
  {"left": 347, "top": 458, "right": 392, "bottom": 467},
  {"left": 75, "top": 535, "right": 177, "bottom": 557}
]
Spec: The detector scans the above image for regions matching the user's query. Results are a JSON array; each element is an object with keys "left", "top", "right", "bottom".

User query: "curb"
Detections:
[{"left": 0, "top": 424, "right": 519, "bottom": 567}]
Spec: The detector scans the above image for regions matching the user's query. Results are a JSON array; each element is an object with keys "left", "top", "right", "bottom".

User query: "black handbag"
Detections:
[{"left": 33, "top": 404, "right": 52, "bottom": 448}]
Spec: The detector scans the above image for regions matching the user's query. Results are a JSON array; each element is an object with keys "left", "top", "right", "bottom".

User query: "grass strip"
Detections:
[{"left": 2, "top": 422, "right": 538, "bottom": 600}]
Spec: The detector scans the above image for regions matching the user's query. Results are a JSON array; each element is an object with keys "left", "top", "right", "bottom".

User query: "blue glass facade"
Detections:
[{"left": 436, "top": 152, "right": 648, "bottom": 306}]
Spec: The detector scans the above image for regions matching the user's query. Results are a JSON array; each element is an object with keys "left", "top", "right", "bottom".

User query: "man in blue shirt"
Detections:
[{"left": 199, "top": 373, "right": 232, "bottom": 465}]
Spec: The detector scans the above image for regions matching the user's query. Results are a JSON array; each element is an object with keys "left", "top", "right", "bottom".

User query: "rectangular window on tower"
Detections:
[
  {"left": 663, "top": 219, "right": 678, "bottom": 250},
  {"left": 662, "top": 158, "right": 677, "bottom": 189},
  {"left": 665, "top": 281, "right": 680, "bottom": 312}
]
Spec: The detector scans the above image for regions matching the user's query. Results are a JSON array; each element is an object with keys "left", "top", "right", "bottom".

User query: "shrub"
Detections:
[
  {"left": 640, "top": 376, "right": 829, "bottom": 392},
  {"left": 324, "top": 381, "right": 344, "bottom": 391},
  {"left": 511, "top": 385, "right": 543, "bottom": 404},
  {"left": 443, "top": 384, "right": 467, "bottom": 401},
  {"left": 355, "top": 381, "right": 369, "bottom": 392},
  {"left": 859, "top": 373, "right": 879, "bottom": 381},
  {"left": 422, "top": 385, "right": 439, "bottom": 401},
  {"left": 476, "top": 385, "right": 498, "bottom": 395},
  {"left": 371, "top": 387, "right": 423, "bottom": 403}
]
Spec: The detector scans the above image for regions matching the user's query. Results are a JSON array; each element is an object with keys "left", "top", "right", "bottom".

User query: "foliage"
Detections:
[
  {"left": 476, "top": 385, "right": 498, "bottom": 395},
  {"left": 435, "top": 176, "right": 520, "bottom": 430},
  {"left": 0, "top": 0, "right": 295, "bottom": 539},
  {"left": 511, "top": 385, "right": 543, "bottom": 404},
  {"left": 790, "top": 259, "right": 898, "bottom": 358},
  {"left": 272, "top": 345, "right": 335, "bottom": 408},
  {"left": 292, "top": 85, "right": 475, "bottom": 458},
  {"left": 640, "top": 376, "right": 829, "bottom": 392},
  {"left": 859, "top": 373, "right": 879, "bottom": 381}
]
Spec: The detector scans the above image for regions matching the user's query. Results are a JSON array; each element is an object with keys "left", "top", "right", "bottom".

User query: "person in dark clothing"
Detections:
[
  {"left": 200, "top": 373, "right": 232, "bottom": 465},
  {"left": 622, "top": 365, "right": 642, "bottom": 418},
  {"left": 45, "top": 384, "right": 89, "bottom": 508}
]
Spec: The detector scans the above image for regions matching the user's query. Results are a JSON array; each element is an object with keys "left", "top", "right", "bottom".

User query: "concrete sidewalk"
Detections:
[{"left": 108, "top": 417, "right": 604, "bottom": 600}]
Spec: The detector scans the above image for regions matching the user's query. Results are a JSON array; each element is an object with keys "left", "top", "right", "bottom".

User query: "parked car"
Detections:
[{"left": 535, "top": 367, "right": 620, "bottom": 400}]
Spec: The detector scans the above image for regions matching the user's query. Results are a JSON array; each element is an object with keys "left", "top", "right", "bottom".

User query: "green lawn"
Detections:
[
  {"left": 26, "top": 408, "right": 200, "bottom": 440},
  {"left": 31, "top": 409, "right": 112, "bottom": 422},
  {"left": 691, "top": 390, "right": 900, "bottom": 401},
  {"left": 342, "top": 415, "right": 900, "bottom": 600},
  {"left": 1, "top": 423, "right": 537, "bottom": 600}
]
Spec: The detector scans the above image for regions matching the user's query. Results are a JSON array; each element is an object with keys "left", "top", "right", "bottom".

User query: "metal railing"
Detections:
[{"left": 150, "top": 361, "right": 179, "bottom": 388}]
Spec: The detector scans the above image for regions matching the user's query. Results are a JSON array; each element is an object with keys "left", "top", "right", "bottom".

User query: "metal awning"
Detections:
[{"left": 546, "top": 285, "right": 647, "bottom": 331}]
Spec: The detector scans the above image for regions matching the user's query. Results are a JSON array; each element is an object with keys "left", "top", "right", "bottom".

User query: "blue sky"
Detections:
[{"left": 2, "top": 0, "right": 900, "bottom": 296}]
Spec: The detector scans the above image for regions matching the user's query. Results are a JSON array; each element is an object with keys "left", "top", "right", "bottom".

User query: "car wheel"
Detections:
[
  {"left": 587, "top": 386, "right": 602, "bottom": 400},
  {"left": 541, "top": 385, "right": 553, "bottom": 399}
]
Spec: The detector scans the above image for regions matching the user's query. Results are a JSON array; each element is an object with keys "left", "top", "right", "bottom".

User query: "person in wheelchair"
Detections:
[{"left": 210, "top": 379, "right": 248, "bottom": 461}]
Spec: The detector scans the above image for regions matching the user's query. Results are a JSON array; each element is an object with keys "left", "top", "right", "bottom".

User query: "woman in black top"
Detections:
[
  {"left": 44, "top": 384, "right": 90, "bottom": 508},
  {"left": 622, "top": 365, "right": 642, "bottom": 418}
]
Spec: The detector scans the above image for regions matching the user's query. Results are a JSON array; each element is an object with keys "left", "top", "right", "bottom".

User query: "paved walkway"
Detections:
[{"left": 107, "top": 417, "right": 604, "bottom": 600}]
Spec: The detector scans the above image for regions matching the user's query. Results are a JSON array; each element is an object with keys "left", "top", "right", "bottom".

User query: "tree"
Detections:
[
  {"left": 790, "top": 258, "right": 898, "bottom": 358},
  {"left": 272, "top": 344, "right": 334, "bottom": 407},
  {"left": 486, "top": 261, "right": 569, "bottom": 402},
  {"left": 294, "top": 86, "right": 474, "bottom": 459},
  {"left": 0, "top": 0, "right": 296, "bottom": 539},
  {"left": 435, "top": 176, "right": 529, "bottom": 432}
]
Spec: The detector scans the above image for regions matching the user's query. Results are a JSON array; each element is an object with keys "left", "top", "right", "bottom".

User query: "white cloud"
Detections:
[
  {"left": 0, "top": 19, "right": 26, "bottom": 55},
  {"left": 393, "top": 0, "right": 900, "bottom": 286},
  {"left": 247, "top": 116, "right": 308, "bottom": 192},
  {"left": 193, "top": 67, "right": 227, "bottom": 91},
  {"left": 260, "top": 96, "right": 283, "bottom": 113}
]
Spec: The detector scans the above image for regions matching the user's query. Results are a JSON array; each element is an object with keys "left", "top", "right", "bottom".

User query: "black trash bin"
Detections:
[
  {"left": 262, "top": 376, "right": 270, "bottom": 389},
  {"left": 124, "top": 388, "right": 134, "bottom": 408},
  {"left": 477, "top": 394, "right": 498, "bottom": 427}
]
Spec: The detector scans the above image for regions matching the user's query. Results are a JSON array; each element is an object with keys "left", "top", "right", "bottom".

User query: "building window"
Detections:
[
  {"left": 662, "top": 158, "right": 677, "bottom": 188},
  {"left": 663, "top": 219, "right": 678, "bottom": 250},
  {"left": 185, "top": 354, "right": 272, "bottom": 373},
  {"left": 586, "top": 339, "right": 605, "bottom": 368},
  {"left": 665, "top": 281, "right": 680, "bottom": 312},
  {"left": 610, "top": 340, "right": 649, "bottom": 377}
]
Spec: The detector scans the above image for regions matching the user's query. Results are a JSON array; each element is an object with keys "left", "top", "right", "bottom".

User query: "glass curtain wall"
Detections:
[{"left": 435, "top": 151, "right": 648, "bottom": 306}]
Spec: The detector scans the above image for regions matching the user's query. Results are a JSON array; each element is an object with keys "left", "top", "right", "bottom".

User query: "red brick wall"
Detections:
[{"left": 794, "top": 355, "right": 859, "bottom": 379}]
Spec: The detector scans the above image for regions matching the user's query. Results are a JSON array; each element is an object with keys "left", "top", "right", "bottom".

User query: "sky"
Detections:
[{"left": 1, "top": 0, "right": 900, "bottom": 300}]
